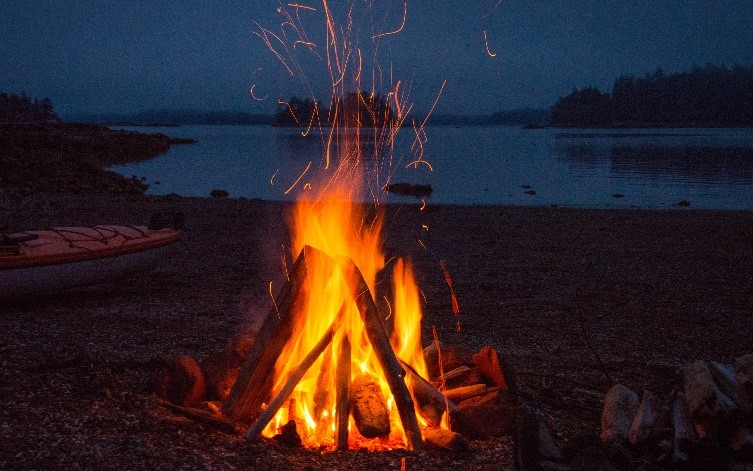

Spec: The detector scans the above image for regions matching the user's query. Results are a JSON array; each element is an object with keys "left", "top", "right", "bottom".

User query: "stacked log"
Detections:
[
  {"left": 591, "top": 354, "right": 753, "bottom": 469},
  {"left": 420, "top": 343, "right": 519, "bottom": 439}
]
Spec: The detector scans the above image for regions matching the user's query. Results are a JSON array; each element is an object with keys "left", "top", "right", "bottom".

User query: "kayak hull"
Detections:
[{"left": 0, "top": 225, "right": 182, "bottom": 298}]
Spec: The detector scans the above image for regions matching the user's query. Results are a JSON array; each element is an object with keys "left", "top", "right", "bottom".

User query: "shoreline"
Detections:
[{"left": 2, "top": 192, "right": 753, "bottom": 468}]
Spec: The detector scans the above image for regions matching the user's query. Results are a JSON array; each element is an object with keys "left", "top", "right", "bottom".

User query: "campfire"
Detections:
[{"left": 156, "top": 0, "right": 517, "bottom": 456}]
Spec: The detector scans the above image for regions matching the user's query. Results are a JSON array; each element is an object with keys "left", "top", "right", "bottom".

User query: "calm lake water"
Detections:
[{"left": 110, "top": 125, "right": 753, "bottom": 210}]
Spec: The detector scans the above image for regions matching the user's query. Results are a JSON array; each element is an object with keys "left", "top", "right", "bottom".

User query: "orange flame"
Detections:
[{"left": 254, "top": 1, "right": 444, "bottom": 449}]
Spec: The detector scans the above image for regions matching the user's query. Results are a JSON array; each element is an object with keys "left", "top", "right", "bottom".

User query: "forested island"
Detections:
[
  {"left": 1, "top": 92, "right": 193, "bottom": 197},
  {"left": 552, "top": 64, "right": 753, "bottom": 127}
]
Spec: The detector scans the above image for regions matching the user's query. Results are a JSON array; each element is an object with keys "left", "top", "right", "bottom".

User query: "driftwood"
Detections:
[
  {"left": 398, "top": 358, "right": 471, "bottom": 430},
  {"left": 736, "top": 353, "right": 753, "bottom": 398},
  {"left": 223, "top": 246, "right": 332, "bottom": 423},
  {"left": 339, "top": 256, "right": 424, "bottom": 450},
  {"left": 628, "top": 390, "right": 662, "bottom": 446},
  {"left": 335, "top": 335, "right": 351, "bottom": 450},
  {"left": 472, "top": 346, "right": 510, "bottom": 391},
  {"left": 156, "top": 355, "right": 207, "bottom": 408},
  {"left": 600, "top": 384, "right": 639, "bottom": 445},
  {"left": 444, "top": 384, "right": 498, "bottom": 404},
  {"left": 350, "top": 375, "right": 391, "bottom": 439},
  {"left": 158, "top": 399, "right": 242, "bottom": 435},
  {"left": 423, "top": 427, "right": 470, "bottom": 453},
  {"left": 684, "top": 360, "right": 738, "bottom": 426},
  {"left": 708, "top": 361, "right": 751, "bottom": 414},
  {"left": 245, "top": 318, "right": 337, "bottom": 439},
  {"left": 671, "top": 392, "right": 697, "bottom": 463}
]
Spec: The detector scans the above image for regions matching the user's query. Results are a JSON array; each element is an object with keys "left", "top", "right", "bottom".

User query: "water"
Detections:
[{"left": 110, "top": 125, "right": 753, "bottom": 210}]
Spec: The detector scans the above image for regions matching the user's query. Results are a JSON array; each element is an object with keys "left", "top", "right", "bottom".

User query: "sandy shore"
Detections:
[{"left": 2, "top": 192, "right": 752, "bottom": 469}]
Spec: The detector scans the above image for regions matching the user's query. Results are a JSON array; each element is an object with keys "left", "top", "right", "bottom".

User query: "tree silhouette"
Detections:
[
  {"left": 0, "top": 92, "right": 60, "bottom": 123},
  {"left": 551, "top": 65, "right": 753, "bottom": 127}
]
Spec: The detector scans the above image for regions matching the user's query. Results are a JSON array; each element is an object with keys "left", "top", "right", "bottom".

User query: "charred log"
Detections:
[{"left": 350, "top": 375, "right": 391, "bottom": 439}]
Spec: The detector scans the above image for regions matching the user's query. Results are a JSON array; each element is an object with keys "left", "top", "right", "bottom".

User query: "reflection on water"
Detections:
[
  {"left": 557, "top": 144, "right": 753, "bottom": 184},
  {"left": 110, "top": 125, "right": 753, "bottom": 209}
]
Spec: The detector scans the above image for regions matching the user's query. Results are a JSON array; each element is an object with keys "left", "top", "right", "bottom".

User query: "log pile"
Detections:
[
  {"left": 516, "top": 354, "right": 753, "bottom": 470},
  {"left": 590, "top": 355, "right": 753, "bottom": 469}
]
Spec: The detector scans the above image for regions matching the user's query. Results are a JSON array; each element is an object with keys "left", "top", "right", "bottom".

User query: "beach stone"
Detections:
[{"left": 156, "top": 355, "right": 207, "bottom": 408}]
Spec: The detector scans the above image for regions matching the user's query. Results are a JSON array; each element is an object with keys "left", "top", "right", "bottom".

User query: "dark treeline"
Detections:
[
  {"left": 551, "top": 64, "right": 753, "bottom": 127},
  {"left": 0, "top": 92, "right": 59, "bottom": 124},
  {"left": 273, "top": 91, "right": 396, "bottom": 128}
]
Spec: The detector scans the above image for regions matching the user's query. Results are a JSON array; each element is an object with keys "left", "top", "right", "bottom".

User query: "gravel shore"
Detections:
[{"left": 2, "top": 192, "right": 752, "bottom": 469}]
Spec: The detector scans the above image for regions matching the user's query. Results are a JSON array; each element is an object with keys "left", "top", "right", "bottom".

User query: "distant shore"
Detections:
[{"left": 0, "top": 122, "right": 194, "bottom": 198}]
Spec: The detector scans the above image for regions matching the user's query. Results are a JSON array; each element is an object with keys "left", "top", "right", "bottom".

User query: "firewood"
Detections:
[
  {"left": 398, "top": 358, "right": 474, "bottom": 433},
  {"left": 157, "top": 399, "right": 242, "bottom": 435},
  {"left": 628, "top": 390, "right": 662, "bottom": 446},
  {"left": 600, "top": 384, "right": 638, "bottom": 445},
  {"left": 443, "top": 384, "right": 499, "bottom": 403},
  {"left": 335, "top": 335, "right": 351, "bottom": 450},
  {"left": 245, "top": 317, "right": 337, "bottom": 440},
  {"left": 735, "top": 353, "right": 753, "bottom": 398},
  {"left": 201, "top": 349, "right": 242, "bottom": 401},
  {"left": 472, "top": 346, "right": 511, "bottom": 391},
  {"left": 683, "top": 360, "right": 738, "bottom": 427},
  {"left": 708, "top": 361, "right": 752, "bottom": 414},
  {"left": 223, "top": 246, "right": 332, "bottom": 423},
  {"left": 423, "top": 427, "right": 470, "bottom": 453},
  {"left": 350, "top": 375, "right": 391, "bottom": 439},
  {"left": 672, "top": 391, "right": 697, "bottom": 463},
  {"left": 457, "top": 389, "right": 517, "bottom": 438},
  {"left": 339, "top": 256, "right": 424, "bottom": 450},
  {"left": 731, "top": 424, "right": 753, "bottom": 459},
  {"left": 156, "top": 355, "right": 207, "bottom": 408}
]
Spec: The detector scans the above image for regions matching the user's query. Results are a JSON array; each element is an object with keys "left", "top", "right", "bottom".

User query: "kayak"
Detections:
[{"left": 0, "top": 225, "right": 182, "bottom": 298}]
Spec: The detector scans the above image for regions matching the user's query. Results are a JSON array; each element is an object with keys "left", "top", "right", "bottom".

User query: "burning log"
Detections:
[
  {"left": 335, "top": 335, "right": 351, "bottom": 450},
  {"left": 339, "top": 256, "right": 424, "bottom": 450},
  {"left": 398, "top": 359, "right": 467, "bottom": 428},
  {"left": 223, "top": 246, "right": 332, "bottom": 423},
  {"left": 245, "top": 317, "right": 337, "bottom": 440},
  {"left": 628, "top": 390, "right": 662, "bottom": 446},
  {"left": 350, "top": 375, "right": 391, "bottom": 439},
  {"left": 600, "top": 384, "right": 639, "bottom": 445},
  {"left": 423, "top": 427, "right": 470, "bottom": 453}
]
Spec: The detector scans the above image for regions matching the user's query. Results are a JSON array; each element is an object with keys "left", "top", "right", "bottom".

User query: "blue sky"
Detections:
[{"left": 2, "top": 1, "right": 752, "bottom": 117}]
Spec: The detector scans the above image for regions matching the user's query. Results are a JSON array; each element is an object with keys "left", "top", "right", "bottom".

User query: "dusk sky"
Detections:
[{"left": 2, "top": 1, "right": 753, "bottom": 118}]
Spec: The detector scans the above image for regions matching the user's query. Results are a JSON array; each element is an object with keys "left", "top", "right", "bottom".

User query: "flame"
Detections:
[{"left": 253, "top": 1, "right": 442, "bottom": 449}]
